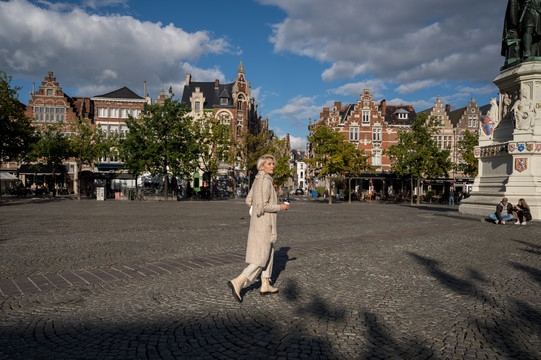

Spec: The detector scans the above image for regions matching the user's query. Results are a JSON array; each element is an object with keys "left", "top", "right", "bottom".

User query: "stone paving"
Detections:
[{"left": 0, "top": 197, "right": 539, "bottom": 359}]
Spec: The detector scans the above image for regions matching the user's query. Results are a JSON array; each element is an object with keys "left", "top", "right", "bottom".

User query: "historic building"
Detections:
[
  {"left": 181, "top": 62, "right": 264, "bottom": 141},
  {"left": 181, "top": 62, "right": 266, "bottom": 194},
  {"left": 420, "top": 96, "right": 481, "bottom": 194},
  {"left": 309, "top": 89, "right": 416, "bottom": 198},
  {"left": 91, "top": 86, "right": 149, "bottom": 170}
]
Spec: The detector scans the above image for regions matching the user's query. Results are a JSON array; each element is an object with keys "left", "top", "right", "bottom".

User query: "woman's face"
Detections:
[{"left": 260, "top": 158, "right": 275, "bottom": 174}]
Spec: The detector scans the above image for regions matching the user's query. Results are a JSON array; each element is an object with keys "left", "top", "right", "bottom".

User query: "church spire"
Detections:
[{"left": 238, "top": 61, "right": 245, "bottom": 74}]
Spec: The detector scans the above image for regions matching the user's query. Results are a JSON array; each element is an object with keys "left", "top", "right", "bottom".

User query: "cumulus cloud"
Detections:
[
  {"left": 260, "top": 0, "right": 505, "bottom": 85},
  {"left": 269, "top": 95, "right": 323, "bottom": 124},
  {"left": 330, "top": 79, "right": 387, "bottom": 98},
  {"left": 0, "top": 0, "right": 231, "bottom": 98}
]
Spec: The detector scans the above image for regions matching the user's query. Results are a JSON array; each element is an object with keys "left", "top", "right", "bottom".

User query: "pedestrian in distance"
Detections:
[
  {"left": 513, "top": 198, "right": 532, "bottom": 225},
  {"left": 228, "top": 154, "right": 290, "bottom": 303},
  {"left": 489, "top": 197, "right": 514, "bottom": 224},
  {"left": 448, "top": 187, "right": 455, "bottom": 206}
]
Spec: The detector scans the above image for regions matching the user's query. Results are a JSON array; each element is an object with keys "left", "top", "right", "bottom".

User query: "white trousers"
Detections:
[{"left": 242, "top": 246, "right": 275, "bottom": 282}]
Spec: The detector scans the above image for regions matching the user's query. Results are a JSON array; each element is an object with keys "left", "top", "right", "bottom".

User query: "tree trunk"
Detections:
[
  {"left": 416, "top": 177, "right": 421, "bottom": 205},
  {"left": 410, "top": 175, "right": 414, "bottom": 206},
  {"left": 163, "top": 166, "right": 169, "bottom": 201},
  {"left": 75, "top": 161, "right": 81, "bottom": 200},
  {"left": 327, "top": 177, "right": 333, "bottom": 204}
]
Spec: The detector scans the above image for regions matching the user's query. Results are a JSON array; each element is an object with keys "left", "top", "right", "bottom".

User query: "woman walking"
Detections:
[{"left": 228, "top": 154, "right": 290, "bottom": 303}]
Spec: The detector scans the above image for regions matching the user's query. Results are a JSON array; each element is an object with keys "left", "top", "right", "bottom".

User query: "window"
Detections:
[
  {"left": 349, "top": 127, "right": 359, "bottom": 141},
  {"left": 372, "top": 127, "right": 382, "bottom": 142},
  {"left": 468, "top": 114, "right": 477, "bottom": 127},
  {"left": 110, "top": 108, "right": 119, "bottom": 118},
  {"left": 47, "top": 89, "right": 53, "bottom": 96},
  {"left": 372, "top": 150, "right": 381, "bottom": 166},
  {"left": 362, "top": 111, "right": 370, "bottom": 123},
  {"left": 121, "top": 109, "right": 129, "bottom": 118},
  {"left": 195, "top": 102, "right": 200, "bottom": 111},
  {"left": 98, "top": 108, "right": 108, "bottom": 118},
  {"left": 220, "top": 97, "right": 228, "bottom": 105},
  {"left": 132, "top": 109, "right": 140, "bottom": 118},
  {"left": 398, "top": 112, "right": 408, "bottom": 120}
]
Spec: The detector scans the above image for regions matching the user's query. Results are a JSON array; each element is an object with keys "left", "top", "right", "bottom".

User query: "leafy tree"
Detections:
[
  {"left": 25, "top": 123, "right": 71, "bottom": 197},
  {"left": 455, "top": 130, "right": 479, "bottom": 178},
  {"left": 386, "top": 113, "right": 452, "bottom": 205},
  {"left": 196, "top": 112, "right": 235, "bottom": 196},
  {"left": 306, "top": 125, "right": 352, "bottom": 204},
  {"left": 119, "top": 89, "right": 200, "bottom": 200},
  {"left": 238, "top": 129, "right": 274, "bottom": 184},
  {"left": 271, "top": 137, "right": 294, "bottom": 192},
  {"left": 0, "top": 71, "right": 35, "bottom": 169},
  {"left": 67, "top": 117, "right": 112, "bottom": 199}
]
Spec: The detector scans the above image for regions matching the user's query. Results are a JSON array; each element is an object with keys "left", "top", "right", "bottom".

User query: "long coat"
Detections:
[{"left": 245, "top": 171, "right": 281, "bottom": 267}]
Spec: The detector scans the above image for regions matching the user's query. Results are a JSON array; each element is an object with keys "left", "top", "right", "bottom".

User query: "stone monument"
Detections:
[{"left": 460, "top": 0, "right": 541, "bottom": 220}]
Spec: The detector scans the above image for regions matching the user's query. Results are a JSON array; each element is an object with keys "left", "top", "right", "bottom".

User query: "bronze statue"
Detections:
[{"left": 502, "top": 0, "right": 541, "bottom": 67}]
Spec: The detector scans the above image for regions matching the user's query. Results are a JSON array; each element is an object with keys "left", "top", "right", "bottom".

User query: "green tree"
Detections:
[
  {"left": 25, "top": 123, "right": 71, "bottom": 197},
  {"left": 238, "top": 130, "right": 274, "bottom": 184},
  {"left": 196, "top": 112, "right": 235, "bottom": 196},
  {"left": 386, "top": 113, "right": 452, "bottom": 205},
  {"left": 271, "top": 137, "right": 294, "bottom": 192},
  {"left": 119, "top": 89, "right": 200, "bottom": 200},
  {"left": 306, "top": 125, "right": 350, "bottom": 204},
  {"left": 0, "top": 71, "right": 35, "bottom": 197},
  {"left": 67, "top": 117, "right": 112, "bottom": 199},
  {"left": 455, "top": 130, "right": 479, "bottom": 178}
]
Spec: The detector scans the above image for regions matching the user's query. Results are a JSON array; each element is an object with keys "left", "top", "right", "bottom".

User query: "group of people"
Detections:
[{"left": 489, "top": 197, "right": 532, "bottom": 225}]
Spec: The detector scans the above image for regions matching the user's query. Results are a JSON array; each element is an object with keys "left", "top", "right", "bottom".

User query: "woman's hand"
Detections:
[{"left": 280, "top": 203, "right": 290, "bottom": 211}]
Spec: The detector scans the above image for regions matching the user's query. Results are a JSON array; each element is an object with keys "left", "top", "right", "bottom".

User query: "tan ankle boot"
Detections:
[
  {"left": 228, "top": 273, "right": 247, "bottom": 303},
  {"left": 260, "top": 277, "right": 279, "bottom": 295}
]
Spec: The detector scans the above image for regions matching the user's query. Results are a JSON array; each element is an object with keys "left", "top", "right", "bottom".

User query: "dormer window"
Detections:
[
  {"left": 220, "top": 97, "right": 228, "bottom": 106},
  {"left": 398, "top": 113, "right": 408, "bottom": 119}
]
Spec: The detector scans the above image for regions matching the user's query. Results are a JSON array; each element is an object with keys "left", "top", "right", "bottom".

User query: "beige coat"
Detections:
[{"left": 245, "top": 171, "right": 281, "bottom": 267}]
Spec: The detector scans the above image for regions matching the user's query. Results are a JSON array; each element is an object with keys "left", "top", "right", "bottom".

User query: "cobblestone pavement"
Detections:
[{"left": 0, "top": 197, "right": 539, "bottom": 359}]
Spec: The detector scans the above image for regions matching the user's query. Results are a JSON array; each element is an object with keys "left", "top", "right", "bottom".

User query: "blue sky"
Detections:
[{"left": 1, "top": 0, "right": 506, "bottom": 150}]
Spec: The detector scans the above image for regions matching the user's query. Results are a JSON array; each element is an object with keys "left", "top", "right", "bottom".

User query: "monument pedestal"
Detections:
[{"left": 459, "top": 62, "right": 541, "bottom": 220}]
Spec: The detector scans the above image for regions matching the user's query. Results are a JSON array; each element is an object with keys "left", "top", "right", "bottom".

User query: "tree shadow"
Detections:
[
  {"left": 509, "top": 261, "right": 541, "bottom": 285},
  {"left": 360, "top": 311, "right": 437, "bottom": 360},
  {"left": 407, "top": 252, "right": 495, "bottom": 305},
  {"left": 512, "top": 239, "right": 541, "bottom": 256}
]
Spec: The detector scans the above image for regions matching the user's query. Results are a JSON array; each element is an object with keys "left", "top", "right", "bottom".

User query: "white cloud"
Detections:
[
  {"left": 261, "top": 0, "right": 505, "bottom": 85},
  {"left": 269, "top": 95, "right": 322, "bottom": 123},
  {"left": 395, "top": 80, "right": 439, "bottom": 95},
  {"left": 0, "top": 0, "right": 231, "bottom": 99},
  {"left": 330, "top": 80, "right": 387, "bottom": 98}
]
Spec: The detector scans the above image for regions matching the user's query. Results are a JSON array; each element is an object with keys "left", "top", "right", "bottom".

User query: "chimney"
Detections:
[
  {"left": 144, "top": 81, "right": 147, "bottom": 97},
  {"left": 214, "top": 79, "right": 219, "bottom": 89},
  {"left": 185, "top": 73, "right": 191, "bottom": 86},
  {"left": 445, "top": 104, "right": 451, "bottom": 113},
  {"left": 380, "top": 99, "right": 387, "bottom": 114}
]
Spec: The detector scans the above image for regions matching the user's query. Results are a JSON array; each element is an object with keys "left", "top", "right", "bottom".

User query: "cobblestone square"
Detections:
[{"left": 0, "top": 198, "right": 540, "bottom": 359}]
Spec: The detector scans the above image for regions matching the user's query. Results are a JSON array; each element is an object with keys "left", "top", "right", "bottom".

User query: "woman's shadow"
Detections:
[{"left": 243, "top": 246, "right": 296, "bottom": 294}]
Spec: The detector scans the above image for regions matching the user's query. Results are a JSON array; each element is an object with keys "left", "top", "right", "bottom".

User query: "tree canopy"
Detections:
[
  {"left": 307, "top": 125, "right": 372, "bottom": 204},
  {"left": 386, "top": 113, "right": 452, "bottom": 205},
  {"left": 455, "top": 130, "right": 479, "bottom": 178},
  {"left": 119, "top": 89, "right": 200, "bottom": 199},
  {"left": 0, "top": 71, "right": 34, "bottom": 165}
]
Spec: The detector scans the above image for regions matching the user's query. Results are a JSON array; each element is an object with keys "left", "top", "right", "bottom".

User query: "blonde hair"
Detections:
[
  {"left": 519, "top": 198, "right": 529, "bottom": 209},
  {"left": 257, "top": 154, "right": 275, "bottom": 170}
]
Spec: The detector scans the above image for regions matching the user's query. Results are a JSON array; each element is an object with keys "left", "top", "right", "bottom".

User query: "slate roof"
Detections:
[
  {"left": 384, "top": 105, "right": 416, "bottom": 126},
  {"left": 94, "top": 87, "right": 144, "bottom": 99},
  {"left": 181, "top": 81, "right": 235, "bottom": 109}
]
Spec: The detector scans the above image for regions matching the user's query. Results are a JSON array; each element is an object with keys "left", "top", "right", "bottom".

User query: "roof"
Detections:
[
  {"left": 94, "top": 87, "right": 144, "bottom": 100},
  {"left": 384, "top": 105, "right": 416, "bottom": 126},
  {"left": 181, "top": 81, "right": 235, "bottom": 109}
]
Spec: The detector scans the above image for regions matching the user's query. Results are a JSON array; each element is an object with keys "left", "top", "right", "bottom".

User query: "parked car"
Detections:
[{"left": 295, "top": 188, "right": 304, "bottom": 195}]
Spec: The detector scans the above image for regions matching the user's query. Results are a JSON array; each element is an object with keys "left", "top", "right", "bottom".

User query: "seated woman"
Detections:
[{"left": 513, "top": 198, "right": 532, "bottom": 225}]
